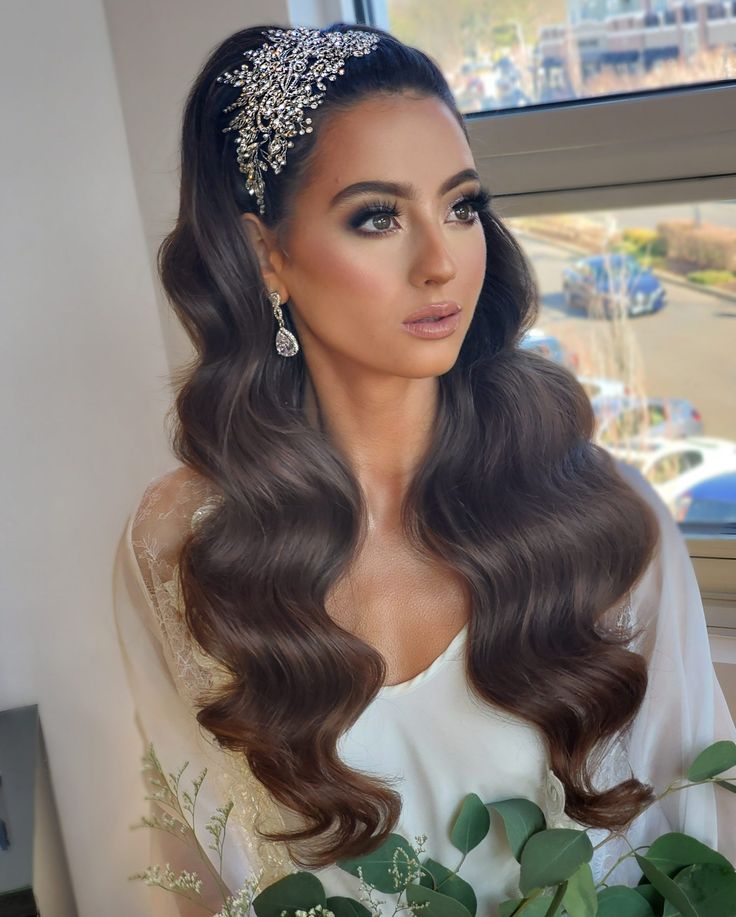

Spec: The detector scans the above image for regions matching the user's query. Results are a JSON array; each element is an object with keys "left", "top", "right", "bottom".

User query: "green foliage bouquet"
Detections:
[{"left": 130, "top": 741, "right": 736, "bottom": 917}]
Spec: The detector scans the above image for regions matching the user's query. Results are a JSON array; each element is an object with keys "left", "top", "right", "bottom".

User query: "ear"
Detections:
[{"left": 240, "top": 213, "right": 289, "bottom": 300}]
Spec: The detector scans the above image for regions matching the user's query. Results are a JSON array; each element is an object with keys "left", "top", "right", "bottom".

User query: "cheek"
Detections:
[
  {"left": 320, "top": 246, "right": 391, "bottom": 300},
  {"left": 460, "top": 227, "right": 487, "bottom": 293},
  {"left": 291, "top": 234, "right": 400, "bottom": 321}
]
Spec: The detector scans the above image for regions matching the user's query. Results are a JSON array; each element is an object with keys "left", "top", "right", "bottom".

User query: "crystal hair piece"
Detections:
[{"left": 216, "top": 27, "right": 381, "bottom": 215}]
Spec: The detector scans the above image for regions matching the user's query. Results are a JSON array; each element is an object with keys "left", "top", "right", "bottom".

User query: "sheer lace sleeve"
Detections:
[
  {"left": 605, "top": 458, "right": 736, "bottom": 883},
  {"left": 125, "top": 466, "right": 230, "bottom": 702},
  {"left": 115, "top": 466, "right": 302, "bottom": 914},
  {"left": 113, "top": 466, "right": 239, "bottom": 915}
]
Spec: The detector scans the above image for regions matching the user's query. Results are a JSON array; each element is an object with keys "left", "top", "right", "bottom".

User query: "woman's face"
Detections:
[{"left": 261, "top": 92, "right": 487, "bottom": 380}]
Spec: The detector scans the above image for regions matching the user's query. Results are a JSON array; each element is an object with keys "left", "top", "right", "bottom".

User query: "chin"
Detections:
[{"left": 401, "top": 351, "right": 463, "bottom": 379}]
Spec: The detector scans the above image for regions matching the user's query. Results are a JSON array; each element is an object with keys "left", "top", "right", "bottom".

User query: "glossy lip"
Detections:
[
  {"left": 401, "top": 311, "right": 461, "bottom": 338},
  {"left": 402, "top": 301, "right": 461, "bottom": 323}
]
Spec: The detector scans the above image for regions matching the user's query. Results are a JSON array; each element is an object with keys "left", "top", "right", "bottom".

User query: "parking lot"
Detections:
[{"left": 517, "top": 233, "right": 736, "bottom": 443}]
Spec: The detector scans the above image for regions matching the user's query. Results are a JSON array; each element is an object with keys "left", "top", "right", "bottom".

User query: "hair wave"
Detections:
[{"left": 158, "top": 22, "right": 660, "bottom": 868}]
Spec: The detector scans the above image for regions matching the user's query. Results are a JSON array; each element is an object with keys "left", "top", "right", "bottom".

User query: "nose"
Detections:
[{"left": 409, "top": 220, "right": 457, "bottom": 288}]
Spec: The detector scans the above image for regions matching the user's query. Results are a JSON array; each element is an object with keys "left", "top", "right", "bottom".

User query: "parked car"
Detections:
[
  {"left": 673, "top": 470, "right": 736, "bottom": 526},
  {"left": 562, "top": 254, "right": 667, "bottom": 318},
  {"left": 608, "top": 436, "right": 736, "bottom": 510},
  {"left": 519, "top": 328, "right": 579, "bottom": 373},
  {"left": 594, "top": 396, "right": 703, "bottom": 446}
]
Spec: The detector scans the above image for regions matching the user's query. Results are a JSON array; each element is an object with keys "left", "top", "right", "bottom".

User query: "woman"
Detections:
[{"left": 113, "top": 21, "right": 736, "bottom": 917}]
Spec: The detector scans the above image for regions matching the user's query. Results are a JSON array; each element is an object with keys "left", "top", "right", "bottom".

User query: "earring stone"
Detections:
[{"left": 269, "top": 291, "right": 299, "bottom": 357}]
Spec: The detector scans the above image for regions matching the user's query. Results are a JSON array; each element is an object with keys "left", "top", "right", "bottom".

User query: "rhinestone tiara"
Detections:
[{"left": 215, "top": 26, "right": 381, "bottom": 216}]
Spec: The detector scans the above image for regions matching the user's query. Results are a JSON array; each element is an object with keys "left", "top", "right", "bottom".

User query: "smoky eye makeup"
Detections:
[
  {"left": 347, "top": 199, "right": 401, "bottom": 231},
  {"left": 346, "top": 185, "right": 493, "bottom": 236},
  {"left": 450, "top": 186, "right": 492, "bottom": 218}
]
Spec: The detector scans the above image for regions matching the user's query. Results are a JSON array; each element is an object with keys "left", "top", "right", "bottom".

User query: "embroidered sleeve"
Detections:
[{"left": 128, "top": 466, "right": 229, "bottom": 702}]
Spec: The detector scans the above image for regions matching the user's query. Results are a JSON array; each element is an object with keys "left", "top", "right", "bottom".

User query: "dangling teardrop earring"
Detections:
[{"left": 268, "top": 291, "right": 299, "bottom": 358}]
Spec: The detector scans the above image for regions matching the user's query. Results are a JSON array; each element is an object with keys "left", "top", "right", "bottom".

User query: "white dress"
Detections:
[{"left": 112, "top": 457, "right": 736, "bottom": 916}]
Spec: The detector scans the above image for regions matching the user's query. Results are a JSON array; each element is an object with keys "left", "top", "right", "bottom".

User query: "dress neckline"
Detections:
[{"left": 377, "top": 622, "right": 469, "bottom": 699}]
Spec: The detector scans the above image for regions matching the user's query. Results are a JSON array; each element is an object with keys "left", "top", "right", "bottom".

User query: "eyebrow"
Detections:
[{"left": 328, "top": 168, "right": 482, "bottom": 209}]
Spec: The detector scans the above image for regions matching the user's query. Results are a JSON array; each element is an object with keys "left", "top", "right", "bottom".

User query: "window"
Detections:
[
  {"left": 707, "top": 3, "right": 728, "bottom": 20},
  {"left": 682, "top": 5, "right": 698, "bottom": 24},
  {"left": 649, "top": 450, "right": 703, "bottom": 485},
  {"left": 373, "top": 0, "right": 736, "bottom": 111}
]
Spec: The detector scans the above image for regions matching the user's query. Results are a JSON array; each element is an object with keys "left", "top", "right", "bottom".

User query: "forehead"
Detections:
[{"left": 301, "top": 93, "right": 474, "bottom": 203}]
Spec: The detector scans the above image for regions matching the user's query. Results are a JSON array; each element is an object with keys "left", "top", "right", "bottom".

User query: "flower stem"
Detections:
[{"left": 146, "top": 758, "right": 232, "bottom": 901}]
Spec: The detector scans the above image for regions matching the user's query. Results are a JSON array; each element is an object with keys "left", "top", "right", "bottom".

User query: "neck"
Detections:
[{"left": 304, "top": 364, "right": 438, "bottom": 532}]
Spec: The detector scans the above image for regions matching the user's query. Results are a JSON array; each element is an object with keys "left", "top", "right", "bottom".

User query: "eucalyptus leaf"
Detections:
[
  {"left": 632, "top": 884, "right": 663, "bottom": 912},
  {"left": 519, "top": 828, "right": 593, "bottom": 895},
  {"left": 337, "top": 833, "right": 417, "bottom": 893},
  {"left": 450, "top": 793, "right": 491, "bottom": 854},
  {"left": 487, "top": 798, "right": 547, "bottom": 862},
  {"left": 644, "top": 832, "right": 733, "bottom": 878},
  {"left": 406, "top": 882, "right": 474, "bottom": 917},
  {"left": 562, "top": 862, "right": 597, "bottom": 917},
  {"left": 418, "top": 856, "right": 446, "bottom": 890},
  {"left": 252, "top": 871, "right": 326, "bottom": 917},
  {"left": 325, "top": 897, "right": 373, "bottom": 917},
  {"left": 661, "top": 863, "right": 736, "bottom": 917},
  {"left": 596, "top": 886, "right": 656, "bottom": 917},
  {"left": 498, "top": 895, "right": 561, "bottom": 917},
  {"left": 687, "top": 740, "right": 736, "bottom": 782},
  {"left": 635, "top": 854, "right": 698, "bottom": 917},
  {"left": 417, "top": 857, "right": 477, "bottom": 916}
]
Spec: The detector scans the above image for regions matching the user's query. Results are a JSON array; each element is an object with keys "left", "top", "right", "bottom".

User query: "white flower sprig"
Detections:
[
  {"left": 129, "top": 743, "right": 264, "bottom": 916},
  {"left": 132, "top": 862, "right": 204, "bottom": 896}
]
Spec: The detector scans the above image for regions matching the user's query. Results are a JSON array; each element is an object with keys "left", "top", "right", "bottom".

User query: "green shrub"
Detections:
[
  {"left": 622, "top": 227, "right": 667, "bottom": 257},
  {"left": 687, "top": 269, "right": 735, "bottom": 287}
]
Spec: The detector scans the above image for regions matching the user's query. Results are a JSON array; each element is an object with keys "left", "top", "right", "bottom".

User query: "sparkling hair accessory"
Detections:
[{"left": 216, "top": 27, "right": 381, "bottom": 215}]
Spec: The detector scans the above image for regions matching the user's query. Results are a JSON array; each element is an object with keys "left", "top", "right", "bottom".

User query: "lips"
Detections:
[{"left": 403, "top": 301, "right": 461, "bottom": 323}]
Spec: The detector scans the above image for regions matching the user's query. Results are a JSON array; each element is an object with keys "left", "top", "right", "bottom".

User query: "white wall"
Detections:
[
  {"left": 102, "top": 0, "right": 294, "bottom": 372},
  {"left": 0, "top": 1, "right": 296, "bottom": 914}
]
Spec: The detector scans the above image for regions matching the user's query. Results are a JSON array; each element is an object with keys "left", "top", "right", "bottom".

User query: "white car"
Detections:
[{"left": 607, "top": 436, "right": 736, "bottom": 511}]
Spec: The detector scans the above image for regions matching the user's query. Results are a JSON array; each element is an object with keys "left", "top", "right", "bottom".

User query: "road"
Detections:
[{"left": 514, "top": 232, "right": 736, "bottom": 442}]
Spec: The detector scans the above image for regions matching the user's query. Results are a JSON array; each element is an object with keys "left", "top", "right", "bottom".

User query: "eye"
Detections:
[
  {"left": 452, "top": 200, "right": 478, "bottom": 223},
  {"left": 347, "top": 187, "right": 492, "bottom": 238},
  {"left": 448, "top": 188, "right": 492, "bottom": 225},
  {"left": 348, "top": 200, "right": 402, "bottom": 236}
]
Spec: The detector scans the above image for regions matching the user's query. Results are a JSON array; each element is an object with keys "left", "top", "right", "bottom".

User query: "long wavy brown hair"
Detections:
[{"left": 158, "top": 22, "right": 660, "bottom": 868}]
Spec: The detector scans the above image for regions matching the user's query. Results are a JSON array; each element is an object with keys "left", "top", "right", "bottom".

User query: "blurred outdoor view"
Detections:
[
  {"left": 385, "top": 0, "right": 736, "bottom": 111},
  {"left": 507, "top": 203, "right": 736, "bottom": 533}
]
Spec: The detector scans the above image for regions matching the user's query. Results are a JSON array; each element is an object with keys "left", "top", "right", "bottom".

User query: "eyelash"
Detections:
[{"left": 348, "top": 188, "right": 492, "bottom": 237}]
